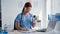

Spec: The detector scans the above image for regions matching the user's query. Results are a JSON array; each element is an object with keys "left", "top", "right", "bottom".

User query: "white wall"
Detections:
[
  {"left": 51, "top": 0, "right": 60, "bottom": 14},
  {"left": 41, "top": 0, "right": 47, "bottom": 28},
  {"left": 1, "top": 0, "right": 18, "bottom": 29},
  {"left": 46, "top": 0, "right": 52, "bottom": 28}
]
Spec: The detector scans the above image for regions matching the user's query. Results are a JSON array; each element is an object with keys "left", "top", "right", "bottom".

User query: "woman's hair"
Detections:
[{"left": 22, "top": 2, "right": 32, "bottom": 12}]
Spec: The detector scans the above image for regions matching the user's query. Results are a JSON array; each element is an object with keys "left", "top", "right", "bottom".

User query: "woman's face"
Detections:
[{"left": 24, "top": 7, "right": 32, "bottom": 13}]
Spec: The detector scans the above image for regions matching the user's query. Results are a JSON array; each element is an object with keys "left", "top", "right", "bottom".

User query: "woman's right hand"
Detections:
[
  {"left": 15, "top": 22, "right": 29, "bottom": 31},
  {"left": 21, "top": 28, "right": 29, "bottom": 31}
]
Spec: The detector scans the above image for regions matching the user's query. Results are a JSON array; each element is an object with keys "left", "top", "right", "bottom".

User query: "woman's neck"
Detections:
[{"left": 24, "top": 12, "right": 29, "bottom": 16}]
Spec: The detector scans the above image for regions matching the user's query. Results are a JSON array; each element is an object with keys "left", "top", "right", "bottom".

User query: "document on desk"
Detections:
[{"left": 19, "top": 29, "right": 36, "bottom": 33}]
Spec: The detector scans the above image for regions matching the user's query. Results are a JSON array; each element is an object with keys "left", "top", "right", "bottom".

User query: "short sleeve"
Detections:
[
  {"left": 14, "top": 14, "right": 21, "bottom": 23},
  {"left": 30, "top": 14, "right": 34, "bottom": 23},
  {"left": 32, "top": 16, "right": 34, "bottom": 22}
]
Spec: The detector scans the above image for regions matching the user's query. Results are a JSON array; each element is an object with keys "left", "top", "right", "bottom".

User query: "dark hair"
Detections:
[{"left": 22, "top": 2, "right": 32, "bottom": 12}]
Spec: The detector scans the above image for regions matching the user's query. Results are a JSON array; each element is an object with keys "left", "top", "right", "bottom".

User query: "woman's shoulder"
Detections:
[
  {"left": 17, "top": 13, "right": 23, "bottom": 16},
  {"left": 29, "top": 13, "right": 33, "bottom": 17}
]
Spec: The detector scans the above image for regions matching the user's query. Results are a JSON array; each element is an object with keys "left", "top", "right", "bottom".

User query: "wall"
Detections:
[
  {"left": 51, "top": 0, "right": 60, "bottom": 14},
  {"left": 1, "top": 0, "right": 20, "bottom": 29}
]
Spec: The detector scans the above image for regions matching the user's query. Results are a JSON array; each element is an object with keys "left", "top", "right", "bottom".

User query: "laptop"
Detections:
[{"left": 36, "top": 20, "right": 57, "bottom": 32}]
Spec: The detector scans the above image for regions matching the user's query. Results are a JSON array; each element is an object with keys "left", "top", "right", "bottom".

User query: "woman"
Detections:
[{"left": 14, "top": 2, "right": 35, "bottom": 31}]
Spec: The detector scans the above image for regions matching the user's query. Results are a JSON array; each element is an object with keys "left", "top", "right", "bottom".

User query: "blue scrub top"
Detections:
[{"left": 15, "top": 13, "right": 34, "bottom": 29}]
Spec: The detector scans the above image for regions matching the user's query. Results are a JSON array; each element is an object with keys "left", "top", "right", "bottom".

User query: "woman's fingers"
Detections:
[{"left": 22, "top": 28, "right": 29, "bottom": 31}]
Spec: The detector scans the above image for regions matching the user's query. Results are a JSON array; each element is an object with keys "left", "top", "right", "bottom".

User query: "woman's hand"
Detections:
[
  {"left": 21, "top": 28, "right": 29, "bottom": 31},
  {"left": 32, "top": 23, "right": 36, "bottom": 28}
]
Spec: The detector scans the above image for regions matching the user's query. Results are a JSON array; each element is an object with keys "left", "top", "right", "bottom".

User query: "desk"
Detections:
[{"left": 8, "top": 30, "right": 60, "bottom": 34}]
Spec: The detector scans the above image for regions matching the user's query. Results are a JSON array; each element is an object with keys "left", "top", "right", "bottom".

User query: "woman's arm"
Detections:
[
  {"left": 15, "top": 22, "right": 22, "bottom": 30},
  {"left": 15, "top": 22, "right": 28, "bottom": 31},
  {"left": 32, "top": 22, "right": 36, "bottom": 28}
]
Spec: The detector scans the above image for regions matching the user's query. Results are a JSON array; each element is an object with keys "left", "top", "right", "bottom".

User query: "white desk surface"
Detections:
[{"left": 8, "top": 30, "right": 60, "bottom": 34}]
